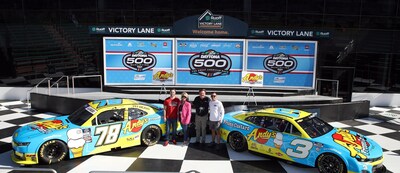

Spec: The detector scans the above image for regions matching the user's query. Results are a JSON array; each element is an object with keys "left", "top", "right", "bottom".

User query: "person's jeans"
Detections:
[
  {"left": 166, "top": 118, "right": 177, "bottom": 141},
  {"left": 181, "top": 124, "right": 189, "bottom": 142}
]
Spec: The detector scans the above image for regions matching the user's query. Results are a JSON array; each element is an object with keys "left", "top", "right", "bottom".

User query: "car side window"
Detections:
[
  {"left": 128, "top": 108, "right": 147, "bottom": 120},
  {"left": 260, "top": 117, "right": 286, "bottom": 132},
  {"left": 92, "top": 109, "right": 124, "bottom": 125},
  {"left": 283, "top": 123, "right": 302, "bottom": 136},
  {"left": 245, "top": 116, "right": 273, "bottom": 128},
  {"left": 245, "top": 116, "right": 259, "bottom": 126}
]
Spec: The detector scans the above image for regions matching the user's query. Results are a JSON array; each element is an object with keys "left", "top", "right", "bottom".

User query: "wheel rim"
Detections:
[
  {"left": 145, "top": 128, "right": 158, "bottom": 143},
  {"left": 230, "top": 132, "right": 245, "bottom": 150},
  {"left": 319, "top": 155, "right": 343, "bottom": 173},
  {"left": 45, "top": 143, "right": 63, "bottom": 159}
]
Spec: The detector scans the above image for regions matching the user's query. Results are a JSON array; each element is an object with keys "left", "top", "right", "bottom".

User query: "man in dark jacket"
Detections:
[{"left": 193, "top": 89, "right": 210, "bottom": 145}]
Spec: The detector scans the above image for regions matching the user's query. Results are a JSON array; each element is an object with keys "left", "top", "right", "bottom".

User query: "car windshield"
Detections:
[
  {"left": 297, "top": 116, "right": 334, "bottom": 138},
  {"left": 68, "top": 104, "right": 95, "bottom": 126}
]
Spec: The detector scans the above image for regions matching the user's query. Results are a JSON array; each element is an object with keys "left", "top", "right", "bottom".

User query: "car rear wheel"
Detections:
[
  {"left": 39, "top": 140, "right": 68, "bottom": 164},
  {"left": 141, "top": 125, "right": 161, "bottom": 146},
  {"left": 228, "top": 131, "right": 247, "bottom": 152},
  {"left": 317, "top": 153, "right": 346, "bottom": 173}
]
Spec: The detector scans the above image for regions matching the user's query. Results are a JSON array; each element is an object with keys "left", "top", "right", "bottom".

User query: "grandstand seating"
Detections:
[{"left": 5, "top": 24, "right": 98, "bottom": 81}]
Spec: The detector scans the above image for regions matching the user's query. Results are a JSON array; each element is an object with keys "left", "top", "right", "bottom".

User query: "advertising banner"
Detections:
[
  {"left": 176, "top": 38, "right": 245, "bottom": 85},
  {"left": 241, "top": 71, "right": 263, "bottom": 87},
  {"left": 152, "top": 69, "right": 174, "bottom": 85},
  {"left": 91, "top": 26, "right": 172, "bottom": 35},
  {"left": 246, "top": 40, "right": 317, "bottom": 88},
  {"left": 103, "top": 37, "right": 174, "bottom": 85},
  {"left": 248, "top": 29, "right": 331, "bottom": 39}
]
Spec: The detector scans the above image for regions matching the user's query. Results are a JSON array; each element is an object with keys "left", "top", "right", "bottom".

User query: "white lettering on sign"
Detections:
[
  {"left": 266, "top": 30, "right": 314, "bottom": 37},
  {"left": 108, "top": 27, "right": 136, "bottom": 33},
  {"left": 137, "top": 28, "right": 154, "bottom": 34},
  {"left": 267, "top": 30, "right": 295, "bottom": 36},
  {"left": 296, "top": 31, "right": 313, "bottom": 37}
]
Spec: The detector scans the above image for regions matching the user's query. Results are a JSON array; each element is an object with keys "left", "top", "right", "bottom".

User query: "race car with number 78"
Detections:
[
  {"left": 220, "top": 108, "right": 386, "bottom": 173},
  {"left": 11, "top": 98, "right": 175, "bottom": 165}
]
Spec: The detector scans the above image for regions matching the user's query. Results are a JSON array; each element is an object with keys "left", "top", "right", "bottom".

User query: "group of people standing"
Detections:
[{"left": 163, "top": 88, "right": 225, "bottom": 149}]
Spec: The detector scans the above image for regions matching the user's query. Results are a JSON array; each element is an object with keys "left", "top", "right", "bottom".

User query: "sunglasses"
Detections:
[{"left": 211, "top": 95, "right": 217, "bottom": 97}]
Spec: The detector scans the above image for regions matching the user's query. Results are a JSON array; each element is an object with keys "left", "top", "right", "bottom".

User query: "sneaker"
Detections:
[
  {"left": 208, "top": 142, "right": 216, "bottom": 147},
  {"left": 163, "top": 141, "right": 169, "bottom": 146},
  {"left": 172, "top": 140, "right": 177, "bottom": 145}
]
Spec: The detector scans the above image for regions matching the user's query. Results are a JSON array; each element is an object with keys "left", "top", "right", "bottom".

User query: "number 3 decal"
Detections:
[
  {"left": 95, "top": 124, "right": 122, "bottom": 146},
  {"left": 286, "top": 139, "right": 313, "bottom": 158}
]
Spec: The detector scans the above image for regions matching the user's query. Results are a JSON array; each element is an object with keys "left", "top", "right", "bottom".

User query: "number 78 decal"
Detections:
[
  {"left": 94, "top": 124, "right": 122, "bottom": 146},
  {"left": 286, "top": 139, "right": 313, "bottom": 158}
]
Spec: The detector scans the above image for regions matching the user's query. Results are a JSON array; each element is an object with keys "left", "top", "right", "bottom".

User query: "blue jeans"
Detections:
[
  {"left": 181, "top": 124, "right": 189, "bottom": 142},
  {"left": 166, "top": 118, "right": 177, "bottom": 141}
]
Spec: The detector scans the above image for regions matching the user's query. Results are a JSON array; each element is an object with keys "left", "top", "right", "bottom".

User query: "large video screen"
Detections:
[
  {"left": 103, "top": 37, "right": 174, "bottom": 85},
  {"left": 246, "top": 40, "right": 317, "bottom": 88},
  {"left": 176, "top": 38, "right": 245, "bottom": 85}
]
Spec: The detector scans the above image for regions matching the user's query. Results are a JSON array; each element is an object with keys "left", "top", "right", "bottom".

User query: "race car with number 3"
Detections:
[
  {"left": 220, "top": 108, "right": 386, "bottom": 173},
  {"left": 12, "top": 98, "right": 174, "bottom": 165}
]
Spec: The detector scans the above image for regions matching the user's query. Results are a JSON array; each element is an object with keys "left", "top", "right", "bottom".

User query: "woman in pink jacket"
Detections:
[{"left": 179, "top": 92, "right": 192, "bottom": 145}]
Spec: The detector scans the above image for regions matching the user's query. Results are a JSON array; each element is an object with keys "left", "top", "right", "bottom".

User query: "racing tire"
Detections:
[
  {"left": 317, "top": 153, "right": 346, "bottom": 173},
  {"left": 38, "top": 140, "right": 68, "bottom": 164},
  {"left": 141, "top": 125, "right": 161, "bottom": 146},
  {"left": 228, "top": 131, "right": 248, "bottom": 152}
]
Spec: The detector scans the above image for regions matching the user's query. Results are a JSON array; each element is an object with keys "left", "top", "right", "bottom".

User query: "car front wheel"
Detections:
[
  {"left": 228, "top": 131, "right": 248, "bottom": 152},
  {"left": 141, "top": 125, "right": 161, "bottom": 146},
  {"left": 317, "top": 153, "right": 346, "bottom": 173},
  {"left": 39, "top": 140, "right": 68, "bottom": 164}
]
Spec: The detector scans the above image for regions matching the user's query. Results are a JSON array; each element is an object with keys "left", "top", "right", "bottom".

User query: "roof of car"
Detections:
[
  {"left": 88, "top": 98, "right": 139, "bottom": 109},
  {"left": 252, "top": 108, "right": 311, "bottom": 120}
]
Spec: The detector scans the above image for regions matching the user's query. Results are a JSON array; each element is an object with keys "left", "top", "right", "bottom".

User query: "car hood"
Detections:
[
  {"left": 13, "top": 116, "right": 77, "bottom": 140},
  {"left": 316, "top": 128, "right": 383, "bottom": 160}
]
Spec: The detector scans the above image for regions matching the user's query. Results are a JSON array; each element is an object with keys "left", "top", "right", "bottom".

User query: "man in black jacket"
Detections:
[{"left": 193, "top": 89, "right": 210, "bottom": 145}]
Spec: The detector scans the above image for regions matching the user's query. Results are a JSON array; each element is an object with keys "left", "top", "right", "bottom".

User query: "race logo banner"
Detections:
[
  {"left": 152, "top": 69, "right": 174, "bottom": 84},
  {"left": 263, "top": 53, "right": 297, "bottom": 75},
  {"left": 122, "top": 50, "right": 157, "bottom": 72},
  {"left": 241, "top": 71, "right": 263, "bottom": 86},
  {"left": 188, "top": 49, "right": 232, "bottom": 78}
]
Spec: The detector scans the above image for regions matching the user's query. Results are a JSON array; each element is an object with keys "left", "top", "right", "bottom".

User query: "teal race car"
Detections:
[
  {"left": 12, "top": 98, "right": 175, "bottom": 165},
  {"left": 220, "top": 108, "right": 386, "bottom": 173}
]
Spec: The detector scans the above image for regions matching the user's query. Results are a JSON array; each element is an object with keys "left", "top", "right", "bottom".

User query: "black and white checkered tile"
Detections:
[{"left": 0, "top": 101, "right": 399, "bottom": 173}]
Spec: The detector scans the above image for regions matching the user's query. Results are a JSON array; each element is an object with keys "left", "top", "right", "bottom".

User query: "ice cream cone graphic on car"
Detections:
[
  {"left": 67, "top": 129, "right": 86, "bottom": 158},
  {"left": 274, "top": 132, "right": 283, "bottom": 149}
]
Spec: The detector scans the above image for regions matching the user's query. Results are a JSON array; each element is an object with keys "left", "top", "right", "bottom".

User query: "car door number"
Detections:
[
  {"left": 94, "top": 124, "right": 122, "bottom": 146},
  {"left": 286, "top": 139, "right": 313, "bottom": 158}
]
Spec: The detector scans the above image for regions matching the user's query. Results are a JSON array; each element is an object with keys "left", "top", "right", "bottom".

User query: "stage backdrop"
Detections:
[
  {"left": 103, "top": 38, "right": 317, "bottom": 88},
  {"left": 246, "top": 40, "right": 317, "bottom": 88},
  {"left": 176, "top": 38, "right": 245, "bottom": 85},
  {"left": 103, "top": 37, "right": 174, "bottom": 85}
]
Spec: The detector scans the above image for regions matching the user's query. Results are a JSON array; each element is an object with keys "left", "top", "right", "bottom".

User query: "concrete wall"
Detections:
[{"left": 352, "top": 93, "right": 400, "bottom": 107}]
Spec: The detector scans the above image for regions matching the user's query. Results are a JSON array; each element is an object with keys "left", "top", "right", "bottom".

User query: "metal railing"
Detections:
[
  {"left": 26, "top": 77, "right": 52, "bottom": 104},
  {"left": 0, "top": 167, "right": 57, "bottom": 173},
  {"left": 72, "top": 75, "right": 102, "bottom": 94},
  {"left": 50, "top": 75, "right": 69, "bottom": 95}
]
